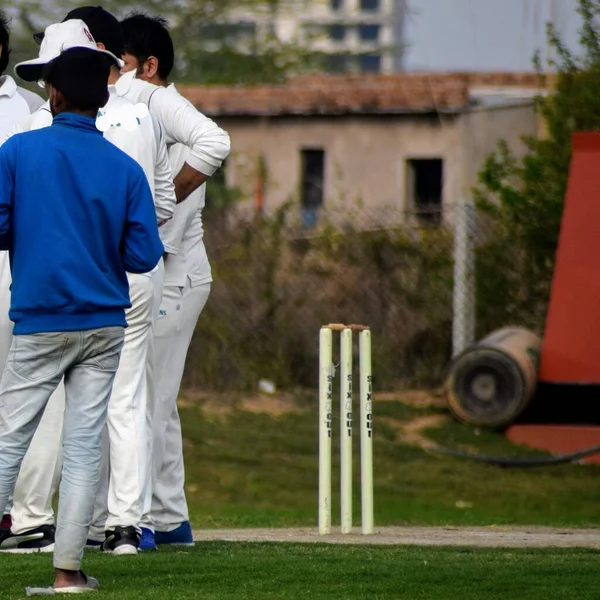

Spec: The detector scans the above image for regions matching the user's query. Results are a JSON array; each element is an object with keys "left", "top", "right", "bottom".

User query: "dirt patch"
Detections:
[
  {"left": 178, "top": 389, "right": 446, "bottom": 417},
  {"left": 178, "top": 390, "right": 304, "bottom": 417},
  {"left": 177, "top": 389, "right": 212, "bottom": 409},
  {"left": 193, "top": 526, "right": 600, "bottom": 548},
  {"left": 239, "top": 394, "right": 301, "bottom": 415},
  {"left": 377, "top": 390, "right": 446, "bottom": 408},
  {"left": 400, "top": 415, "right": 448, "bottom": 449}
]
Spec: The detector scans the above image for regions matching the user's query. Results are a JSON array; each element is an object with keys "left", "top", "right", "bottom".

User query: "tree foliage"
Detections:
[
  {"left": 4, "top": 0, "right": 320, "bottom": 84},
  {"left": 474, "top": 0, "right": 600, "bottom": 327}
]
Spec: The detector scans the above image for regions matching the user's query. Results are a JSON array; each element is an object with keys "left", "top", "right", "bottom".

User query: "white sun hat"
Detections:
[{"left": 15, "top": 19, "right": 124, "bottom": 82}]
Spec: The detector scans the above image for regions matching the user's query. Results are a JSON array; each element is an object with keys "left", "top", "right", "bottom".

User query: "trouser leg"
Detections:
[
  {"left": 54, "top": 328, "right": 124, "bottom": 570},
  {"left": 150, "top": 282, "right": 210, "bottom": 531}
]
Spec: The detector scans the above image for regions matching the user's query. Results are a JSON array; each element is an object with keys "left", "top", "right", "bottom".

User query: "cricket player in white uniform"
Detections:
[
  {"left": 0, "top": 12, "right": 45, "bottom": 384},
  {"left": 0, "top": 10, "right": 48, "bottom": 537},
  {"left": 0, "top": 10, "right": 45, "bottom": 380},
  {"left": 0, "top": 18, "right": 177, "bottom": 554},
  {"left": 120, "top": 13, "right": 222, "bottom": 549},
  {"left": 67, "top": 6, "right": 228, "bottom": 553}
]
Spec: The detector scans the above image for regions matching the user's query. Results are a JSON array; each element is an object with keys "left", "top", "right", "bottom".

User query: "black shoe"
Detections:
[
  {"left": 0, "top": 524, "right": 55, "bottom": 554},
  {"left": 85, "top": 538, "right": 104, "bottom": 550},
  {"left": 0, "top": 514, "right": 10, "bottom": 531},
  {"left": 102, "top": 526, "right": 140, "bottom": 555}
]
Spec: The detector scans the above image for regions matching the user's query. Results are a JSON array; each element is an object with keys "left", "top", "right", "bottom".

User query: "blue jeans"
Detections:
[{"left": 0, "top": 327, "right": 124, "bottom": 570}]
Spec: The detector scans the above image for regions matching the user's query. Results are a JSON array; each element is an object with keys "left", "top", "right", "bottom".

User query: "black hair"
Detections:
[
  {"left": 121, "top": 12, "right": 174, "bottom": 80},
  {"left": 0, "top": 11, "right": 11, "bottom": 75},
  {"left": 43, "top": 47, "right": 110, "bottom": 112},
  {"left": 63, "top": 6, "right": 124, "bottom": 59}
]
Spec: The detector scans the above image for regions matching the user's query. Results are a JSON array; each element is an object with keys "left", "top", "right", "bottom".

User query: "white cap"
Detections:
[{"left": 15, "top": 19, "right": 124, "bottom": 82}]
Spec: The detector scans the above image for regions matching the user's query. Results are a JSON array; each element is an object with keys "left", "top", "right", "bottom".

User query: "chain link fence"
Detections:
[{"left": 182, "top": 201, "right": 550, "bottom": 391}]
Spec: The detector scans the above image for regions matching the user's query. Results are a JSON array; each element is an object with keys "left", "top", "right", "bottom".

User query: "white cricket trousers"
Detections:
[
  {"left": 9, "top": 384, "right": 65, "bottom": 533},
  {"left": 143, "top": 280, "right": 210, "bottom": 531},
  {"left": 0, "top": 252, "right": 11, "bottom": 368},
  {"left": 89, "top": 263, "right": 164, "bottom": 537}
]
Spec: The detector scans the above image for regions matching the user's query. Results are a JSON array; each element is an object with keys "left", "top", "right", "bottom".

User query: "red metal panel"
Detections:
[
  {"left": 539, "top": 133, "right": 600, "bottom": 383},
  {"left": 507, "top": 425, "right": 600, "bottom": 465}
]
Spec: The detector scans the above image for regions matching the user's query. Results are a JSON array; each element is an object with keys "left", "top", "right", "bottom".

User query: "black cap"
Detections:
[{"left": 34, "top": 6, "right": 124, "bottom": 58}]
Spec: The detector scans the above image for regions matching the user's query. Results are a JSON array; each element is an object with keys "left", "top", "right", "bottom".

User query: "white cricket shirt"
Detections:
[
  {"left": 0, "top": 75, "right": 45, "bottom": 329},
  {"left": 115, "top": 70, "right": 230, "bottom": 179},
  {"left": 104, "top": 81, "right": 176, "bottom": 227},
  {"left": 0, "top": 75, "right": 44, "bottom": 141},
  {"left": 158, "top": 85, "right": 212, "bottom": 287},
  {"left": 116, "top": 72, "right": 230, "bottom": 287}
]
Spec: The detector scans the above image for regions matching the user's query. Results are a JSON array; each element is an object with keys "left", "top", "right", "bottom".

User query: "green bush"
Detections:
[{"left": 184, "top": 209, "right": 455, "bottom": 391}]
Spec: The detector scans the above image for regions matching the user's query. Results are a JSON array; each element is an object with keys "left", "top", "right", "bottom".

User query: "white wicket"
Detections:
[
  {"left": 318, "top": 324, "right": 374, "bottom": 535},
  {"left": 340, "top": 328, "right": 353, "bottom": 534},
  {"left": 318, "top": 327, "right": 333, "bottom": 535},
  {"left": 359, "top": 329, "right": 374, "bottom": 534}
]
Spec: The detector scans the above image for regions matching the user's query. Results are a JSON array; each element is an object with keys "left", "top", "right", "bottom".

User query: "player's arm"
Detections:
[
  {"left": 151, "top": 113, "right": 176, "bottom": 224},
  {"left": 174, "top": 163, "right": 208, "bottom": 205},
  {"left": 121, "top": 170, "right": 165, "bottom": 274},
  {"left": 149, "top": 89, "right": 231, "bottom": 203}
]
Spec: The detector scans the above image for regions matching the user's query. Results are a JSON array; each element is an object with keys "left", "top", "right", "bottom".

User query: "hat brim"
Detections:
[
  {"left": 15, "top": 46, "right": 124, "bottom": 82},
  {"left": 14, "top": 60, "right": 46, "bottom": 82}
]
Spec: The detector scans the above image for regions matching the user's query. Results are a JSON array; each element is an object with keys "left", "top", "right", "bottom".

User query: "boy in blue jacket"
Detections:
[{"left": 0, "top": 46, "right": 163, "bottom": 592}]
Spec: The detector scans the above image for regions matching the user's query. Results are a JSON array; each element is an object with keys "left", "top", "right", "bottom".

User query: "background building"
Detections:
[
  {"left": 180, "top": 72, "right": 541, "bottom": 228},
  {"left": 207, "top": 0, "right": 409, "bottom": 74}
]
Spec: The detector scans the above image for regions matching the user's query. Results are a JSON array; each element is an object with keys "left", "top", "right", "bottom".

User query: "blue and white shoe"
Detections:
[
  {"left": 154, "top": 522, "right": 194, "bottom": 547},
  {"left": 139, "top": 528, "right": 157, "bottom": 551}
]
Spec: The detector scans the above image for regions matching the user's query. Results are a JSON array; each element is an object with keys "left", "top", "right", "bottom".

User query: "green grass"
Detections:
[
  {"left": 5, "top": 544, "right": 600, "bottom": 600},
  {"left": 180, "top": 391, "right": 600, "bottom": 528}
]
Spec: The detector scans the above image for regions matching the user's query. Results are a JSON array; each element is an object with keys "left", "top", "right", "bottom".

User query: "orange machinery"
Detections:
[
  {"left": 506, "top": 133, "right": 600, "bottom": 455},
  {"left": 539, "top": 133, "right": 600, "bottom": 386}
]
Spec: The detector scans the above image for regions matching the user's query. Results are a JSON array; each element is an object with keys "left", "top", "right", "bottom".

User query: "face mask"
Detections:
[{"left": 119, "top": 68, "right": 138, "bottom": 80}]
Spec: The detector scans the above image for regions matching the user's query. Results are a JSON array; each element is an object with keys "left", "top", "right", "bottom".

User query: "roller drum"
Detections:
[{"left": 444, "top": 327, "right": 541, "bottom": 429}]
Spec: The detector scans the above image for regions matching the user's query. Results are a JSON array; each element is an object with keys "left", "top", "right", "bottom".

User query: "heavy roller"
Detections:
[{"left": 444, "top": 327, "right": 541, "bottom": 430}]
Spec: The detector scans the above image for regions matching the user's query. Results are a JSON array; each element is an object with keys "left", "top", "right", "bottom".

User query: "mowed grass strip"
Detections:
[
  {"left": 4, "top": 544, "right": 600, "bottom": 600},
  {"left": 180, "top": 393, "right": 600, "bottom": 528}
]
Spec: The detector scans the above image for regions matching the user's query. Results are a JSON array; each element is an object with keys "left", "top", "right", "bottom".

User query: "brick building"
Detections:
[{"left": 180, "top": 72, "right": 543, "bottom": 227}]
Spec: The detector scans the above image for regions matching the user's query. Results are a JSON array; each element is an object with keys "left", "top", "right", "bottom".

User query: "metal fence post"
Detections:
[{"left": 452, "top": 201, "right": 476, "bottom": 357}]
